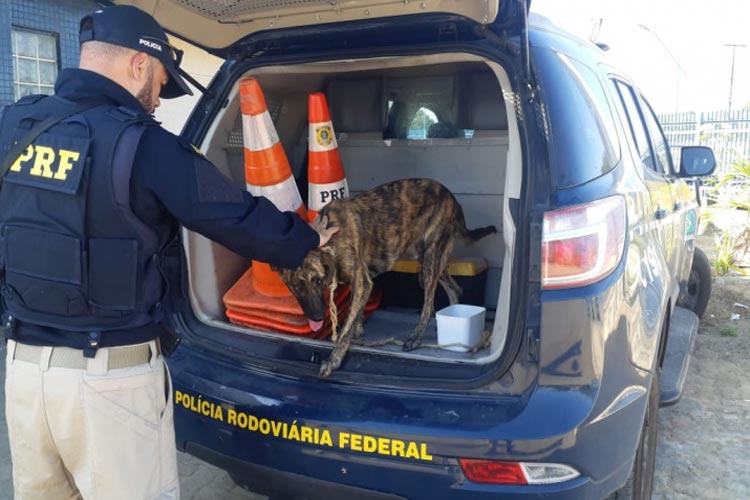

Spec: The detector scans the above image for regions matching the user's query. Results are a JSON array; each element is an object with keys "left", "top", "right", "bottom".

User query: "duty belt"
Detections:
[{"left": 11, "top": 341, "right": 158, "bottom": 370}]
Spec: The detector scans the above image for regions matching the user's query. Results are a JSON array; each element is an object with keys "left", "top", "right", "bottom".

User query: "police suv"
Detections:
[{"left": 113, "top": 1, "right": 715, "bottom": 498}]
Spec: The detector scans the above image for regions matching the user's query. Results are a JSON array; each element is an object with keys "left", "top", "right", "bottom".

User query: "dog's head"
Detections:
[{"left": 274, "top": 247, "right": 336, "bottom": 329}]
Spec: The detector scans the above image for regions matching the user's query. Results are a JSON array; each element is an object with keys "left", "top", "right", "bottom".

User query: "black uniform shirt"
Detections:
[
  {"left": 60, "top": 68, "right": 319, "bottom": 266},
  {"left": 5, "top": 68, "right": 319, "bottom": 347}
]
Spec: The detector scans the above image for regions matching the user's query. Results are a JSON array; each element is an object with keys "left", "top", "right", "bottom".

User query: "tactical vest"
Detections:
[{"left": 0, "top": 95, "right": 168, "bottom": 332}]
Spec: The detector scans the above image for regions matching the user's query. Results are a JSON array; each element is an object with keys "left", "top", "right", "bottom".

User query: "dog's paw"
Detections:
[{"left": 402, "top": 338, "right": 422, "bottom": 351}]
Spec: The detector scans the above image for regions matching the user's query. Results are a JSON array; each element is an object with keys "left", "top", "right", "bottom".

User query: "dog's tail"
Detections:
[
  {"left": 463, "top": 225, "right": 498, "bottom": 242},
  {"left": 454, "top": 200, "right": 497, "bottom": 242}
]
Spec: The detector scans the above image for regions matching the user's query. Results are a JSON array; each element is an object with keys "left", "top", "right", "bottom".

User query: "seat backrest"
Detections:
[
  {"left": 455, "top": 71, "right": 508, "bottom": 136},
  {"left": 326, "top": 77, "right": 387, "bottom": 138}
]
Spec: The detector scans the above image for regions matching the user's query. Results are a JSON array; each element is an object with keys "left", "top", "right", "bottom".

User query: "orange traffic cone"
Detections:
[
  {"left": 223, "top": 79, "right": 344, "bottom": 336},
  {"left": 306, "top": 92, "right": 349, "bottom": 222},
  {"left": 227, "top": 287, "right": 383, "bottom": 340},
  {"left": 223, "top": 84, "right": 382, "bottom": 337},
  {"left": 305, "top": 92, "right": 383, "bottom": 319},
  {"left": 240, "top": 77, "right": 306, "bottom": 298}
]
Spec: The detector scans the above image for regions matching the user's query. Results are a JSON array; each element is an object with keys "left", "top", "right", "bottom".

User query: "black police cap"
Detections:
[{"left": 79, "top": 5, "right": 192, "bottom": 99}]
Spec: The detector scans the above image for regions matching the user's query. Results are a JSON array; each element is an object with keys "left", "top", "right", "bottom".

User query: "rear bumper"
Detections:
[
  {"left": 186, "top": 440, "right": 598, "bottom": 500},
  {"left": 167, "top": 329, "right": 648, "bottom": 500},
  {"left": 188, "top": 442, "right": 408, "bottom": 500}
]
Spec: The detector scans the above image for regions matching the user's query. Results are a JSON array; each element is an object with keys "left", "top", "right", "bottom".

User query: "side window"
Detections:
[
  {"left": 614, "top": 81, "right": 660, "bottom": 174},
  {"left": 640, "top": 97, "right": 675, "bottom": 174},
  {"left": 403, "top": 104, "right": 440, "bottom": 139}
]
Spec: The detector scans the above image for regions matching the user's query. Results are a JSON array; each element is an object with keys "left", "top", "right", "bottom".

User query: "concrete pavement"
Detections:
[{"left": 1, "top": 345, "right": 10, "bottom": 500}]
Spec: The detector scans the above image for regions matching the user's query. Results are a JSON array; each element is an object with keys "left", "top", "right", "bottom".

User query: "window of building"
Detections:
[{"left": 12, "top": 27, "right": 59, "bottom": 100}]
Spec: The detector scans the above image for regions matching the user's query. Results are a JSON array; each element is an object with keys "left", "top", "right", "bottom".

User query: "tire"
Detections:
[
  {"left": 677, "top": 247, "right": 711, "bottom": 319},
  {"left": 606, "top": 373, "right": 659, "bottom": 500}
]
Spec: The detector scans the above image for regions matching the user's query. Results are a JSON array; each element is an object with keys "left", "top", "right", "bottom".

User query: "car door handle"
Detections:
[
  {"left": 674, "top": 202, "right": 682, "bottom": 211},
  {"left": 655, "top": 209, "right": 667, "bottom": 220}
]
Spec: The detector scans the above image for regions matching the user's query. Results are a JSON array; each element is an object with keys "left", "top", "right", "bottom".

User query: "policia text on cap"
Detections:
[{"left": 0, "top": 5, "right": 337, "bottom": 500}]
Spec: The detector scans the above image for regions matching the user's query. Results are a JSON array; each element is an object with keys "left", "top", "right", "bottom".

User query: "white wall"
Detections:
[{"left": 155, "top": 38, "right": 223, "bottom": 135}]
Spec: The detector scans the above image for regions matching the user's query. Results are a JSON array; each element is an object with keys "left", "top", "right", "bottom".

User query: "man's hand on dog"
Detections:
[{"left": 310, "top": 215, "right": 339, "bottom": 247}]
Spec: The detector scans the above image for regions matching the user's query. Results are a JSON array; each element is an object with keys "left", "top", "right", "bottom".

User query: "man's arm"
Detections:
[{"left": 131, "top": 126, "right": 320, "bottom": 269}]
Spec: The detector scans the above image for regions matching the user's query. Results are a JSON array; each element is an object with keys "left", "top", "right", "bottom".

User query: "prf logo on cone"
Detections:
[
  {"left": 307, "top": 92, "right": 348, "bottom": 222},
  {"left": 315, "top": 124, "right": 334, "bottom": 148}
]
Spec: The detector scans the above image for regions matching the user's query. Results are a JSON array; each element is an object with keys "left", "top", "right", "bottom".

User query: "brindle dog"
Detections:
[{"left": 275, "top": 178, "right": 496, "bottom": 377}]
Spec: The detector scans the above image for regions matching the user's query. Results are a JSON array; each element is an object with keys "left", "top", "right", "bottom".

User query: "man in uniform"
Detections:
[{"left": 0, "top": 5, "right": 336, "bottom": 500}]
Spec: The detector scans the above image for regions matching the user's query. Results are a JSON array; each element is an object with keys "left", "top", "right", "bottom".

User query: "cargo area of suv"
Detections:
[{"left": 183, "top": 53, "right": 523, "bottom": 368}]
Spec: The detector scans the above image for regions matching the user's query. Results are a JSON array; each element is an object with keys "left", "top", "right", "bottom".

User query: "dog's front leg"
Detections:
[{"left": 320, "top": 271, "right": 373, "bottom": 377}]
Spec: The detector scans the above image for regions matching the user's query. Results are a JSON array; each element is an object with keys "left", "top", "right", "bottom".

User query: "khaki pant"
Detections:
[{"left": 5, "top": 340, "right": 179, "bottom": 500}]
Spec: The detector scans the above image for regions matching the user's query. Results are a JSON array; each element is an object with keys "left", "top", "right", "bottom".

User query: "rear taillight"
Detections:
[
  {"left": 459, "top": 459, "right": 581, "bottom": 485},
  {"left": 459, "top": 459, "right": 527, "bottom": 485},
  {"left": 542, "top": 196, "right": 626, "bottom": 290}
]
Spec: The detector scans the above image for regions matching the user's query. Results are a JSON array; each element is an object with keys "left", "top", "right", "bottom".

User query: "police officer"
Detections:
[{"left": 0, "top": 5, "right": 336, "bottom": 500}]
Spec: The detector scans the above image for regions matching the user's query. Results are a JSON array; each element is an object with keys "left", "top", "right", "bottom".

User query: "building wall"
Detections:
[
  {"left": 0, "top": 0, "right": 223, "bottom": 134},
  {"left": 155, "top": 39, "right": 223, "bottom": 135},
  {"left": 0, "top": 0, "right": 97, "bottom": 105}
]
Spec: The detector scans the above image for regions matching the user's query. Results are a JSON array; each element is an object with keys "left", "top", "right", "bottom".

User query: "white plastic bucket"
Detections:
[{"left": 436, "top": 304, "right": 486, "bottom": 352}]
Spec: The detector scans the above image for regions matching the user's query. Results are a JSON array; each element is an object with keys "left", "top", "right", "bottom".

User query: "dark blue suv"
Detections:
[{"left": 114, "top": 1, "right": 716, "bottom": 498}]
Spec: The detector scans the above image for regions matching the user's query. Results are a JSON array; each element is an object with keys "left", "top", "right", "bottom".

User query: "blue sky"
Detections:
[{"left": 531, "top": 0, "right": 750, "bottom": 114}]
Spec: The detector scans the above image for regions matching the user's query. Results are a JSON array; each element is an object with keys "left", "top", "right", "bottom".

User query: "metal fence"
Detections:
[{"left": 659, "top": 109, "right": 750, "bottom": 175}]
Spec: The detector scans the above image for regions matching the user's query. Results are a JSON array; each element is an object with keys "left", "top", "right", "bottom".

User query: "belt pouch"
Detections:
[
  {"left": 88, "top": 238, "right": 138, "bottom": 311},
  {"left": 4, "top": 226, "right": 86, "bottom": 316}
]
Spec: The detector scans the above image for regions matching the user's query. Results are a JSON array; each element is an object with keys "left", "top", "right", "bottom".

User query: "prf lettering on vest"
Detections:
[
  {"left": 10, "top": 144, "right": 81, "bottom": 181},
  {"left": 320, "top": 187, "right": 347, "bottom": 205}
]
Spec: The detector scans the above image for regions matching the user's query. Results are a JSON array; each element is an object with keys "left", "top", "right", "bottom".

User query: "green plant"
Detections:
[
  {"left": 710, "top": 156, "right": 750, "bottom": 209},
  {"left": 719, "top": 326, "right": 738, "bottom": 337},
  {"left": 714, "top": 230, "right": 745, "bottom": 276},
  {"left": 708, "top": 155, "right": 750, "bottom": 271}
]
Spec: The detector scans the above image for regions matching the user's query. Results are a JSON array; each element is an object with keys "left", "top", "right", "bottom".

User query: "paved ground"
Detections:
[
  {"left": 1, "top": 319, "right": 748, "bottom": 499},
  {"left": 1, "top": 346, "right": 8, "bottom": 500},
  {"left": 176, "top": 453, "right": 262, "bottom": 500},
  {"left": 653, "top": 327, "right": 750, "bottom": 500},
  {"left": 651, "top": 275, "right": 750, "bottom": 500}
]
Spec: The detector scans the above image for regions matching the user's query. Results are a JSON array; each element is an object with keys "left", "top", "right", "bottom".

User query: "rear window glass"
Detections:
[
  {"left": 534, "top": 49, "right": 621, "bottom": 188},
  {"left": 384, "top": 77, "right": 473, "bottom": 140}
]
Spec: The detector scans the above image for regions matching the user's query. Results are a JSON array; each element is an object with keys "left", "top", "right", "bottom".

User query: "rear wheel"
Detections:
[
  {"left": 606, "top": 372, "right": 659, "bottom": 500},
  {"left": 677, "top": 247, "right": 711, "bottom": 319}
]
